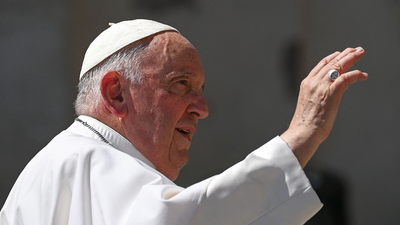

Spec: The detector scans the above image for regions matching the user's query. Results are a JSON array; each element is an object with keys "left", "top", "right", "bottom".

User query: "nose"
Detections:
[{"left": 187, "top": 91, "right": 209, "bottom": 119}]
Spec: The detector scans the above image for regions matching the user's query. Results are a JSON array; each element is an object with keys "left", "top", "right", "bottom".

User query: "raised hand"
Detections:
[{"left": 281, "top": 47, "right": 368, "bottom": 168}]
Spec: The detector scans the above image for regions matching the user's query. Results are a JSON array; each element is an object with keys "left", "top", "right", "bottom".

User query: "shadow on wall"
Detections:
[{"left": 305, "top": 165, "right": 349, "bottom": 225}]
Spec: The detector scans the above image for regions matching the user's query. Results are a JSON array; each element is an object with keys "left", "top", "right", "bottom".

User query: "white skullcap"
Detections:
[{"left": 79, "top": 19, "right": 179, "bottom": 79}]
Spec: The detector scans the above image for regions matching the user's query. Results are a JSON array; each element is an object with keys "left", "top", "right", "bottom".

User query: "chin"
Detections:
[
  {"left": 176, "top": 150, "right": 189, "bottom": 168},
  {"left": 169, "top": 171, "right": 180, "bottom": 181},
  {"left": 162, "top": 167, "right": 182, "bottom": 181},
  {"left": 169, "top": 158, "right": 189, "bottom": 181}
]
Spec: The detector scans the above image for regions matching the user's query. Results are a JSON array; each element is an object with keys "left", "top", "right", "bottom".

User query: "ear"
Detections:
[{"left": 100, "top": 71, "right": 128, "bottom": 118}]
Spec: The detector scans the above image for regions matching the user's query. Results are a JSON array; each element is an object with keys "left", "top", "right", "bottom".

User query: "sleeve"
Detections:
[
  {"left": 0, "top": 135, "right": 321, "bottom": 225},
  {"left": 124, "top": 178, "right": 213, "bottom": 225},
  {"left": 190, "top": 136, "right": 323, "bottom": 225}
]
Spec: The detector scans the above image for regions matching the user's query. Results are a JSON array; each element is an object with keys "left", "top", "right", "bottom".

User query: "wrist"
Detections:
[{"left": 280, "top": 128, "right": 321, "bottom": 168}]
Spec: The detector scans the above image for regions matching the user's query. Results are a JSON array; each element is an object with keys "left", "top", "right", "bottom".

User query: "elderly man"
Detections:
[{"left": 0, "top": 19, "right": 367, "bottom": 224}]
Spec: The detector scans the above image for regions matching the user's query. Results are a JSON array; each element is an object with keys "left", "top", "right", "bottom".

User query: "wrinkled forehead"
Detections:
[
  {"left": 143, "top": 32, "right": 201, "bottom": 67},
  {"left": 146, "top": 31, "right": 196, "bottom": 54},
  {"left": 139, "top": 32, "right": 204, "bottom": 83}
]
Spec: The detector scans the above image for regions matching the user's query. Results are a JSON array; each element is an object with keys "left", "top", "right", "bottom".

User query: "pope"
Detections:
[{"left": 0, "top": 19, "right": 367, "bottom": 224}]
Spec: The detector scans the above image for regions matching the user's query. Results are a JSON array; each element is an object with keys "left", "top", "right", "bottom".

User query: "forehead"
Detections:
[
  {"left": 140, "top": 32, "right": 204, "bottom": 77},
  {"left": 148, "top": 31, "right": 194, "bottom": 52}
]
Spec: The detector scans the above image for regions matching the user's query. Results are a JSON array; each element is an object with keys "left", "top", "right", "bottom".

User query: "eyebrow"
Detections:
[{"left": 166, "top": 71, "right": 205, "bottom": 90}]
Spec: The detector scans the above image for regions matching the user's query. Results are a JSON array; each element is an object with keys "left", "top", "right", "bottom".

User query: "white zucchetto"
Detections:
[{"left": 79, "top": 19, "right": 178, "bottom": 79}]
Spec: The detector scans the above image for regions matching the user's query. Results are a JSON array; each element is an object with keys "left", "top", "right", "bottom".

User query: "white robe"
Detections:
[{"left": 0, "top": 115, "right": 322, "bottom": 225}]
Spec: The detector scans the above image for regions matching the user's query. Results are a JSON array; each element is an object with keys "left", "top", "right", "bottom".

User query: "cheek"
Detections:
[
  {"left": 155, "top": 101, "right": 187, "bottom": 126},
  {"left": 150, "top": 109, "right": 180, "bottom": 149}
]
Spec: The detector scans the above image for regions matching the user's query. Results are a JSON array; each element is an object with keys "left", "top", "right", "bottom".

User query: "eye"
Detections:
[
  {"left": 167, "top": 79, "right": 191, "bottom": 95},
  {"left": 177, "top": 80, "right": 189, "bottom": 86}
]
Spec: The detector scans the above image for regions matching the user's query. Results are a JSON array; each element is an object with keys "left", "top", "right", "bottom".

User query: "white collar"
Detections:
[{"left": 68, "top": 115, "right": 156, "bottom": 169}]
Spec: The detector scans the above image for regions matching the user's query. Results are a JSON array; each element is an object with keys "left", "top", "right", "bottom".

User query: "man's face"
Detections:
[{"left": 123, "top": 32, "right": 209, "bottom": 180}]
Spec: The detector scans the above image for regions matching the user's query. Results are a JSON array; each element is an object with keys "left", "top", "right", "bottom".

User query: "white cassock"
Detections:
[{"left": 0, "top": 115, "right": 322, "bottom": 225}]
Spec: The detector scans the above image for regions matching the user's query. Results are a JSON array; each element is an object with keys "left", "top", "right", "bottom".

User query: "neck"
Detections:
[{"left": 84, "top": 112, "right": 126, "bottom": 139}]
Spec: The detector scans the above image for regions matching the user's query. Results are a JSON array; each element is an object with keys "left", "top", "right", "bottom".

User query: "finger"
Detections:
[
  {"left": 330, "top": 70, "right": 369, "bottom": 94},
  {"left": 329, "top": 47, "right": 361, "bottom": 65},
  {"left": 309, "top": 51, "right": 341, "bottom": 77},
  {"left": 330, "top": 47, "right": 365, "bottom": 74},
  {"left": 309, "top": 48, "right": 358, "bottom": 77},
  {"left": 310, "top": 47, "right": 365, "bottom": 82},
  {"left": 321, "top": 47, "right": 365, "bottom": 83}
]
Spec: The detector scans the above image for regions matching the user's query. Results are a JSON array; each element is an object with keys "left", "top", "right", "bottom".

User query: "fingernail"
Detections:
[{"left": 356, "top": 47, "right": 364, "bottom": 53}]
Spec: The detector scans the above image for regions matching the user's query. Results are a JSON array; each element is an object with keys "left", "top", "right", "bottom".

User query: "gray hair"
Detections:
[{"left": 74, "top": 41, "right": 149, "bottom": 115}]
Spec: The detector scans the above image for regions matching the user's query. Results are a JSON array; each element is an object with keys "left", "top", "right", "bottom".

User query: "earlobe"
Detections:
[{"left": 100, "top": 71, "right": 128, "bottom": 118}]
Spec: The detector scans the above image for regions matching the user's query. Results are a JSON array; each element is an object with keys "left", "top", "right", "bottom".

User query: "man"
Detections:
[{"left": 0, "top": 19, "right": 367, "bottom": 224}]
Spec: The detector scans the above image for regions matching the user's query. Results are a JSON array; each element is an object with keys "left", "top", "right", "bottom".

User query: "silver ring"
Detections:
[{"left": 328, "top": 70, "right": 340, "bottom": 80}]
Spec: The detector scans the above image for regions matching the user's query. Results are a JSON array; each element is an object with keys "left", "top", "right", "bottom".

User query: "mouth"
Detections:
[
  {"left": 176, "top": 124, "right": 196, "bottom": 142},
  {"left": 176, "top": 128, "right": 191, "bottom": 136}
]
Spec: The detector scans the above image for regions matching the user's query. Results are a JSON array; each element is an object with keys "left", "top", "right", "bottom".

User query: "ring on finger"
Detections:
[{"left": 328, "top": 69, "right": 340, "bottom": 80}]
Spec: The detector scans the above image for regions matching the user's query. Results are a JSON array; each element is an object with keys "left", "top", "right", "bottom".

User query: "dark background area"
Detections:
[{"left": 1, "top": 0, "right": 400, "bottom": 224}]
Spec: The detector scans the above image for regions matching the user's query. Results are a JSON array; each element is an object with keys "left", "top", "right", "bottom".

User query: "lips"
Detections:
[
  {"left": 176, "top": 126, "right": 195, "bottom": 141},
  {"left": 176, "top": 128, "right": 190, "bottom": 135}
]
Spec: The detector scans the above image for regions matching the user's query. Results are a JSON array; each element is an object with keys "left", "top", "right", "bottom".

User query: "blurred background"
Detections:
[{"left": 1, "top": 0, "right": 400, "bottom": 224}]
